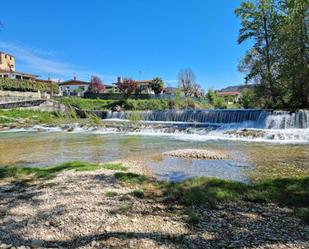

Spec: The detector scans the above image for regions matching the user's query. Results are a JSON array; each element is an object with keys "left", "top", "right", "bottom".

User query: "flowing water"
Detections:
[{"left": 0, "top": 109, "right": 309, "bottom": 182}]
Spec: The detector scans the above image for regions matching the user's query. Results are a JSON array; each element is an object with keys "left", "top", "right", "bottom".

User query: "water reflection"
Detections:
[{"left": 0, "top": 131, "right": 308, "bottom": 182}]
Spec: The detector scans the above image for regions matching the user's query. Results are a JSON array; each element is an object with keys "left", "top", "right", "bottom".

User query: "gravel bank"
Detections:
[
  {"left": 163, "top": 149, "right": 228, "bottom": 160},
  {"left": 0, "top": 161, "right": 308, "bottom": 249}
]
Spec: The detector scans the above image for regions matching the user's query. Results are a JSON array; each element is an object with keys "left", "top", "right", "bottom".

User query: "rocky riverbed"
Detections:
[{"left": 0, "top": 161, "right": 308, "bottom": 249}]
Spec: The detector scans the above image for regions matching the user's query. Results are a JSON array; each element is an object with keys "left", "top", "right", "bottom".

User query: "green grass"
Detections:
[
  {"left": 58, "top": 97, "right": 215, "bottom": 111},
  {"left": 114, "top": 172, "right": 150, "bottom": 184},
  {"left": 130, "top": 189, "right": 145, "bottom": 198},
  {"left": 0, "top": 109, "right": 62, "bottom": 125},
  {"left": 114, "top": 172, "right": 309, "bottom": 223},
  {"left": 105, "top": 191, "right": 118, "bottom": 197},
  {"left": 186, "top": 211, "right": 201, "bottom": 225},
  {"left": 0, "top": 161, "right": 127, "bottom": 180}
]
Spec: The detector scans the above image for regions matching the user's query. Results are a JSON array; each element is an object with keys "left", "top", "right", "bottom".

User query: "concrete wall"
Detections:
[{"left": 0, "top": 90, "right": 52, "bottom": 104}]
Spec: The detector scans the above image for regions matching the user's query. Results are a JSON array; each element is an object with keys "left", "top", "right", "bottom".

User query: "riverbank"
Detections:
[{"left": 0, "top": 161, "right": 308, "bottom": 248}]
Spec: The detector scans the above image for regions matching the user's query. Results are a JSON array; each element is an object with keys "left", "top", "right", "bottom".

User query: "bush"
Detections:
[
  {"left": 130, "top": 189, "right": 145, "bottom": 198},
  {"left": 59, "top": 96, "right": 225, "bottom": 111},
  {"left": 0, "top": 78, "right": 59, "bottom": 94}
]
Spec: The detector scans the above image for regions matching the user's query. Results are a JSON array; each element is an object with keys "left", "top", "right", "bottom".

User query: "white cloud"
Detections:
[{"left": 0, "top": 41, "right": 115, "bottom": 82}]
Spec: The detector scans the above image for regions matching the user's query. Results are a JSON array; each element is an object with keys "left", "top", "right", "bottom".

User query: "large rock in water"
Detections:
[{"left": 163, "top": 149, "right": 228, "bottom": 160}]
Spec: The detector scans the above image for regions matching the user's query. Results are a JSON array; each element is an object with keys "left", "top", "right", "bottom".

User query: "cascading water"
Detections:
[
  {"left": 105, "top": 109, "right": 309, "bottom": 130},
  {"left": 265, "top": 110, "right": 309, "bottom": 129},
  {"left": 98, "top": 109, "right": 309, "bottom": 143},
  {"left": 105, "top": 109, "right": 271, "bottom": 128}
]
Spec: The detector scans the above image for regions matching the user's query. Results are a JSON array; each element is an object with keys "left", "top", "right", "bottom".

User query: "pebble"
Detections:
[{"left": 30, "top": 240, "right": 44, "bottom": 248}]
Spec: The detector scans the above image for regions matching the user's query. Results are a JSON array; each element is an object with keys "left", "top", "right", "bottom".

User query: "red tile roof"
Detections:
[
  {"left": 59, "top": 80, "right": 90, "bottom": 86},
  {"left": 217, "top": 91, "right": 241, "bottom": 96}
]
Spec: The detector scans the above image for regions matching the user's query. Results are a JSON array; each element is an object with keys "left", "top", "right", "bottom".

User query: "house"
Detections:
[
  {"left": 0, "top": 52, "right": 39, "bottom": 80},
  {"left": 216, "top": 91, "right": 241, "bottom": 104},
  {"left": 216, "top": 84, "right": 256, "bottom": 104},
  {"left": 114, "top": 77, "right": 154, "bottom": 94},
  {"left": 59, "top": 77, "right": 90, "bottom": 96}
]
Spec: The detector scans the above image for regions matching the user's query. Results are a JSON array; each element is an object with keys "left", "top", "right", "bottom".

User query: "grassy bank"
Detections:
[
  {"left": 0, "top": 109, "right": 63, "bottom": 126},
  {"left": 58, "top": 97, "right": 214, "bottom": 111},
  {"left": 115, "top": 172, "right": 309, "bottom": 224},
  {"left": 0, "top": 161, "right": 127, "bottom": 180},
  {"left": 1, "top": 161, "right": 308, "bottom": 223}
]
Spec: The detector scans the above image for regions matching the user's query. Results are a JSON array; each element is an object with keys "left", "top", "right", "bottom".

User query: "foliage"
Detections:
[
  {"left": 58, "top": 97, "right": 215, "bottom": 111},
  {"left": 178, "top": 68, "right": 203, "bottom": 97},
  {"left": 114, "top": 172, "right": 150, "bottom": 184},
  {"left": 150, "top": 77, "right": 164, "bottom": 94},
  {"left": 186, "top": 211, "right": 201, "bottom": 225},
  {"left": 236, "top": 0, "right": 309, "bottom": 109},
  {"left": 240, "top": 88, "right": 256, "bottom": 108},
  {"left": 206, "top": 88, "right": 227, "bottom": 109},
  {"left": 116, "top": 78, "right": 138, "bottom": 98},
  {"left": 105, "top": 191, "right": 118, "bottom": 197},
  {"left": 88, "top": 76, "right": 105, "bottom": 94},
  {"left": 113, "top": 169, "right": 309, "bottom": 223},
  {"left": 213, "top": 97, "right": 227, "bottom": 109},
  {"left": 130, "top": 189, "right": 145, "bottom": 198},
  {"left": 0, "top": 161, "right": 127, "bottom": 180},
  {"left": 58, "top": 97, "right": 114, "bottom": 110},
  {"left": 127, "top": 111, "right": 142, "bottom": 123},
  {"left": 0, "top": 78, "right": 59, "bottom": 94}
]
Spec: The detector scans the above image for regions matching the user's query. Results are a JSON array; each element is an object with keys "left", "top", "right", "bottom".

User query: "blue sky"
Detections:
[{"left": 0, "top": 0, "right": 249, "bottom": 90}]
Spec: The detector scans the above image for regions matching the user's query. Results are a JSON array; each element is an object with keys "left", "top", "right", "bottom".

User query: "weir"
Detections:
[{"left": 93, "top": 109, "right": 309, "bottom": 129}]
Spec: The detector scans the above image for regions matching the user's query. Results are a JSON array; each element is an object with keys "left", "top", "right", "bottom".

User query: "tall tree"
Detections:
[
  {"left": 236, "top": 0, "right": 283, "bottom": 107},
  {"left": 278, "top": 0, "right": 309, "bottom": 108},
  {"left": 236, "top": 0, "right": 309, "bottom": 109},
  {"left": 150, "top": 77, "right": 164, "bottom": 95},
  {"left": 88, "top": 76, "right": 105, "bottom": 93},
  {"left": 178, "top": 69, "right": 203, "bottom": 97},
  {"left": 116, "top": 78, "right": 138, "bottom": 99}
]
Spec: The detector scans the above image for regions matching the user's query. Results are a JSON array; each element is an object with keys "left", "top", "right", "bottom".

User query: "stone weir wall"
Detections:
[
  {"left": 0, "top": 90, "right": 42, "bottom": 104},
  {"left": 0, "top": 99, "right": 67, "bottom": 113},
  {"left": 0, "top": 100, "right": 47, "bottom": 109}
]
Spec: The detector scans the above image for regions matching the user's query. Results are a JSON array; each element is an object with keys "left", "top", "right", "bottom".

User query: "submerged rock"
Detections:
[{"left": 163, "top": 149, "right": 228, "bottom": 160}]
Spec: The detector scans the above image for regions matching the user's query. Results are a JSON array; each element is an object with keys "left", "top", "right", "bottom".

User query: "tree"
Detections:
[
  {"left": 116, "top": 78, "right": 138, "bottom": 99},
  {"left": 150, "top": 77, "right": 164, "bottom": 95},
  {"left": 235, "top": 0, "right": 281, "bottom": 108},
  {"left": 277, "top": 0, "right": 309, "bottom": 108},
  {"left": 236, "top": 0, "right": 309, "bottom": 109},
  {"left": 240, "top": 88, "right": 255, "bottom": 108},
  {"left": 178, "top": 69, "right": 203, "bottom": 97},
  {"left": 206, "top": 88, "right": 216, "bottom": 104},
  {"left": 88, "top": 76, "right": 105, "bottom": 94}
]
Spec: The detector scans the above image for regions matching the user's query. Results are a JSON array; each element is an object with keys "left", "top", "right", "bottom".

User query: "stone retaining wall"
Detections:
[{"left": 0, "top": 90, "right": 52, "bottom": 104}]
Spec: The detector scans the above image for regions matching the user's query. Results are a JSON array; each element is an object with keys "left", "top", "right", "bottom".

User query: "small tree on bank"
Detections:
[
  {"left": 240, "top": 88, "right": 255, "bottom": 109},
  {"left": 150, "top": 77, "right": 164, "bottom": 95},
  {"left": 178, "top": 68, "right": 203, "bottom": 97},
  {"left": 116, "top": 78, "right": 138, "bottom": 99},
  {"left": 88, "top": 76, "right": 105, "bottom": 94}
]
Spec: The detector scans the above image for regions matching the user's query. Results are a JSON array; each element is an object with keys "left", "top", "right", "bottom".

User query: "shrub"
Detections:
[
  {"left": 0, "top": 78, "right": 59, "bottom": 94},
  {"left": 116, "top": 78, "right": 138, "bottom": 99},
  {"left": 186, "top": 211, "right": 201, "bottom": 224},
  {"left": 105, "top": 191, "right": 118, "bottom": 197},
  {"left": 150, "top": 77, "right": 164, "bottom": 94},
  {"left": 87, "top": 76, "right": 105, "bottom": 94},
  {"left": 131, "top": 189, "right": 145, "bottom": 198},
  {"left": 168, "top": 99, "right": 177, "bottom": 109}
]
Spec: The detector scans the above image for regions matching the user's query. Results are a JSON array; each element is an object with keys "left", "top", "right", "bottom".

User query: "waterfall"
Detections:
[
  {"left": 104, "top": 109, "right": 309, "bottom": 129},
  {"left": 265, "top": 110, "right": 309, "bottom": 129},
  {"left": 105, "top": 109, "right": 270, "bottom": 127}
]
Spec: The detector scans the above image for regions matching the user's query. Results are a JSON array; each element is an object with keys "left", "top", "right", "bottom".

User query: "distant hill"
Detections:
[{"left": 217, "top": 84, "right": 256, "bottom": 93}]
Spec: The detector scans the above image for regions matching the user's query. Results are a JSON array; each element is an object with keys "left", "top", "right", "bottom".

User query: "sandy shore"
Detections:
[{"left": 0, "top": 161, "right": 308, "bottom": 249}]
